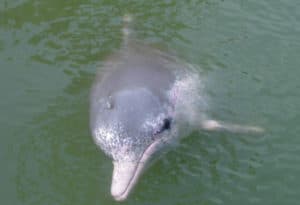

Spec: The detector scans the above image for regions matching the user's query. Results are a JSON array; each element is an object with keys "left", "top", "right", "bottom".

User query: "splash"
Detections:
[{"left": 169, "top": 63, "right": 209, "bottom": 133}]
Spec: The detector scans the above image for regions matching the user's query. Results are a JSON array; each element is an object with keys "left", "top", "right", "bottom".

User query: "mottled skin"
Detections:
[
  {"left": 89, "top": 16, "right": 264, "bottom": 201},
  {"left": 90, "top": 40, "right": 183, "bottom": 201},
  {"left": 90, "top": 40, "right": 178, "bottom": 160}
]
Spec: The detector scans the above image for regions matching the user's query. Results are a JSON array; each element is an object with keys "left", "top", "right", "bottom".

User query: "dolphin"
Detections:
[{"left": 89, "top": 15, "right": 263, "bottom": 201}]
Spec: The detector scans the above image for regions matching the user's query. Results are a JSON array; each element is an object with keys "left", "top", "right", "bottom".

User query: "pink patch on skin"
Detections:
[{"left": 111, "top": 138, "right": 165, "bottom": 201}]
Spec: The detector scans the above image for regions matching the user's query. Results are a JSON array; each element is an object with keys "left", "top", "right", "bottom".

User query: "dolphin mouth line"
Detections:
[{"left": 112, "top": 138, "right": 164, "bottom": 201}]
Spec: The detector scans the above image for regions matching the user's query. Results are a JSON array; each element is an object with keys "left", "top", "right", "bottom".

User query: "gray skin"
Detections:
[
  {"left": 90, "top": 40, "right": 180, "bottom": 201},
  {"left": 90, "top": 16, "right": 263, "bottom": 201}
]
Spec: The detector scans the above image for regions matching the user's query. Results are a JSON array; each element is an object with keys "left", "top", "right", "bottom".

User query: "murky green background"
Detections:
[{"left": 1, "top": 0, "right": 300, "bottom": 204}]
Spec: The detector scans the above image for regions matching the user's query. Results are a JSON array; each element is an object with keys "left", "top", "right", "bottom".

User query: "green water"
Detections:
[{"left": 1, "top": 0, "right": 300, "bottom": 204}]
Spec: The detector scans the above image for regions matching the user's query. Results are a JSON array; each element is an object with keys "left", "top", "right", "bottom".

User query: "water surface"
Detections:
[{"left": 1, "top": 0, "right": 300, "bottom": 204}]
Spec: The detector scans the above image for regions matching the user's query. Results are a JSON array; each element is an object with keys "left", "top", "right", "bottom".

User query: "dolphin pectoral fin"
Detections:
[{"left": 200, "top": 119, "right": 264, "bottom": 134}]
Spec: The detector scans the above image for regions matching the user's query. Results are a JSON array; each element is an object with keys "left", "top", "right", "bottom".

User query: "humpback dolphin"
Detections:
[{"left": 89, "top": 15, "right": 263, "bottom": 201}]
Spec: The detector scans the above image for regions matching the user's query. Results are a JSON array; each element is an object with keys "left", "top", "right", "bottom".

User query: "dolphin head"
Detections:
[{"left": 90, "top": 86, "right": 174, "bottom": 201}]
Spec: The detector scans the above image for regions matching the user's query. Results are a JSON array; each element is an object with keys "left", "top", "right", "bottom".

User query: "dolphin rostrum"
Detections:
[{"left": 89, "top": 15, "right": 263, "bottom": 201}]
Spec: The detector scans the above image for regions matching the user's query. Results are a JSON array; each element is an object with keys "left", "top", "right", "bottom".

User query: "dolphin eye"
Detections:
[
  {"left": 155, "top": 118, "right": 171, "bottom": 135},
  {"left": 162, "top": 118, "right": 171, "bottom": 130}
]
